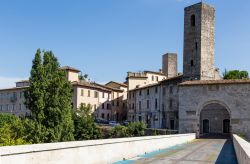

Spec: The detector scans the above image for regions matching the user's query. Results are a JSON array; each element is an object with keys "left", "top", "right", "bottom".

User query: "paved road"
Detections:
[{"left": 114, "top": 139, "right": 238, "bottom": 164}]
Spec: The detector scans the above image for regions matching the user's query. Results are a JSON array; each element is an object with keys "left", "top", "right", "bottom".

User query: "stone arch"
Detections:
[{"left": 198, "top": 100, "right": 231, "bottom": 135}]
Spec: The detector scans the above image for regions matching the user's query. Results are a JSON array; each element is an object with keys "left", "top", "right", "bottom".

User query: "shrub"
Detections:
[
  {"left": 127, "top": 122, "right": 146, "bottom": 137},
  {"left": 110, "top": 125, "right": 129, "bottom": 138}
]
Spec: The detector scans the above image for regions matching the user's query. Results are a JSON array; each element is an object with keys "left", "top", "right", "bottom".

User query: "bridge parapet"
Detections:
[
  {"left": 0, "top": 133, "right": 195, "bottom": 164},
  {"left": 233, "top": 134, "right": 250, "bottom": 164}
]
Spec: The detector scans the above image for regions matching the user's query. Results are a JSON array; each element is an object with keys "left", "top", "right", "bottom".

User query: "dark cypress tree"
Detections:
[{"left": 25, "top": 49, "right": 74, "bottom": 143}]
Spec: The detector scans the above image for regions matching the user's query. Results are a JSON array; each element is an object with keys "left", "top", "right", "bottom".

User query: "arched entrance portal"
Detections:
[{"left": 200, "top": 103, "right": 230, "bottom": 134}]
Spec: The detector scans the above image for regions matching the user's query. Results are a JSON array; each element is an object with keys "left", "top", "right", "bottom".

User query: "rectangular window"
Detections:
[
  {"left": 88, "top": 90, "right": 91, "bottom": 97},
  {"left": 102, "top": 103, "right": 105, "bottom": 109},
  {"left": 155, "top": 87, "right": 158, "bottom": 93},
  {"left": 102, "top": 92, "right": 105, "bottom": 98},
  {"left": 147, "top": 89, "right": 150, "bottom": 95},
  {"left": 156, "top": 76, "right": 159, "bottom": 81},
  {"left": 94, "top": 104, "right": 97, "bottom": 110},
  {"left": 169, "top": 86, "right": 173, "bottom": 94},
  {"left": 94, "top": 91, "right": 98, "bottom": 98},
  {"left": 163, "top": 87, "right": 166, "bottom": 96},
  {"left": 117, "top": 101, "right": 119, "bottom": 107},
  {"left": 101, "top": 113, "right": 105, "bottom": 119},
  {"left": 155, "top": 99, "right": 158, "bottom": 109},
  {"left": 81, "top": 89, "right": 84, "bottom": 96},
  {"left": 132, "top": 103, "right": 134, "bottom": 109},
  {"left": 139, "top": 90, "right": 142, "bottom": 96},
  {"left": 139, "top": 101, "right": 141, "bottom": 111},
  {"left": 147, "top": 100, "right": 149, "bottom": 109},
  {"left": 169, "top": 99, "right": 173, "bottom": 109},
  {"left": 152, "top": 76, "right": 154, "bottom": 81},
  {"left": 117, "top": 92, "right": 119, "bottom": 97},
  {"left": 132, "top": 92, "right": 135, "bottom": 98}
]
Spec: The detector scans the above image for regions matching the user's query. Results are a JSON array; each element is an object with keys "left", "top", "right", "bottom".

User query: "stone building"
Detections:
[{"left": 127, "top": 2, "right": 250, "bottom": 139}]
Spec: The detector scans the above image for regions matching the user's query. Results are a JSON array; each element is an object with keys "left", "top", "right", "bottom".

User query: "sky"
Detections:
[{"left": 0, "top": 0, "right": 250, "bottom": 88}]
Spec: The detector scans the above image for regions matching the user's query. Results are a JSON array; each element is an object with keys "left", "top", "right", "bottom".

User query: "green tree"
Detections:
[
  {"left": 79, "top": 72, "right": 88, "bottom": 81},
  {"left": 73, "top": 103, "right": 101, "bottom": 140},
  {"left": 223, "top": 69, "right": 249, "bottom": 79},
  {"left": 0, "top": 114, "right": 27, "bottom": 146},
  {"left": 25, "top": 49, "right": 74, "bottom": 143}
]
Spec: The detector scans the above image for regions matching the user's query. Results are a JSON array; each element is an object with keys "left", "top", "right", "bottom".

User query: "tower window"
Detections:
[
  {"left": 191, "top": 60, "right": 194, "bottom": 67},
  {"left": 191, "top": 15, "right": 195, "bottom": 27}
]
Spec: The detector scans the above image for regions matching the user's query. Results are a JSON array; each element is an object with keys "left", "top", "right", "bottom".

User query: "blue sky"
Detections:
[{"left": 0, "top": 0, "right": 249, "bottom": 88}]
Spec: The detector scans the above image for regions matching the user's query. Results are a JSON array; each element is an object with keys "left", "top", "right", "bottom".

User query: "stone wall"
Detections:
[
  {"left": 232, "top": 134, "right": 250, "bottom": 164},
  {"left": 0, "top": 134, "right": 195, "bottom": 164},
  {"left": 179, "top": 83, "right": 250, "bottom": 139}
]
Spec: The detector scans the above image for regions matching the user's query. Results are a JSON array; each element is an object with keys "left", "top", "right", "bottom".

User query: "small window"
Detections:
[
  {"left": 81, "top": 89, "right": 84, "bottom": 96},
  {"left": 139, "top": 101, "right": 141, "bottom": 110},
  {"left": 102, "top": 103, "right": 105, "bottom": 109},
  {"left": 195, "top": 42, "right": 198, "bottom": 50},
  {"left": 169, "top": 99, "right": 173, "bottom": 109},
  {"left": 152, "top": 76, "right": 154, "bottom": 81},
  {"left": 169, "top": 86, "right": 173, "bottom": 94},
  {"left": 191, "top": 60, "right": 194, "bottom": 67},
  {"left": 101, "top": 113, "right": 105, "bottom": 119},
  {"left": 88, "top": 90, "right": 91, "bottom": 97},
  {"left": 139, "top": 90, "right": 142, "bottom": 96},
  {"left": 102, "top": 92, "right": 105, "bottom": 98},
  {"left": 117, "top": 101, "right": 119, "bottom": 107},
  {"left": 156, "top": 76, "right": 159, "bottom": 81},
  {"left": 155, "top": 99, "right": 158, "bottom": 109},
  {"left": 191, "top": 14, "right": 195, "bottom": 27},
  {"left": 147, "top": 89, "right": 150, "bottom": 95},
  {"left": 163, "top": 87, "right": 166, "bottom": 96},
  {"left": 155, "top": 87, "right": 158, "bottom": 93},
  {"left": 94, "top": 91, "right": 98, "bottom": 98},
  {"left": 147, "top": 100, "right": 149, "bottom": 109}
]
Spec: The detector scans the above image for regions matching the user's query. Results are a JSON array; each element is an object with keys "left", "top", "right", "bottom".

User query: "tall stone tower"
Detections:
[
  {"left": 162, "top": 53, "right": 177, "bottom": 78},
  {"left": 183, "top": 2, "right": 219, "bottom": 80}
]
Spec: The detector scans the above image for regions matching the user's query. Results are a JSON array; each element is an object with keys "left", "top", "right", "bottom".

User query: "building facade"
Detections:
[
  {"left": 127, "top": 2, "right": 250, "bottom": 140},
  {"left": 0, "top": 67, "right": 127, "bottom": 121}
]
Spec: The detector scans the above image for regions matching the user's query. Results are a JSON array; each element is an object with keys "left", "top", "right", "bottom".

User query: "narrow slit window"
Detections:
[{"left": 191, "top": 15, "right": 195, "bottom": 27}]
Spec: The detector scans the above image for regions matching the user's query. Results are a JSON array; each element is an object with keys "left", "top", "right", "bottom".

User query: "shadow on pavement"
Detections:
[{"left": 215, "top": 139, "right": 238, "bottom": 164}]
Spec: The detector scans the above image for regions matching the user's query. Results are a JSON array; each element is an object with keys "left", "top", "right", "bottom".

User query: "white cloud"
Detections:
[{"left": 0, "top": 76, "right": 26, "bottom": 89}]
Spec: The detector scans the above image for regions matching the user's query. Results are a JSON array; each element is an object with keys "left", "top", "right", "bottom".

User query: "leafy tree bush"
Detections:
[
  {"left": 127, "top": 122, "right": 146, "bottom": 137},
  {"left": 223, "top": 70, "right": 249, "bottom": 79},
  {"left": 110, "top": 125, "right": 129, "bottom": 138},
  {"left": 73, "top": 103, "right": 101, "bottom": 140},
  {"left": 25, "top": 49, "right": 74, "bottom": 143},
  {"left": 0, "top": 114, "right": 28, "bottom": 146}
]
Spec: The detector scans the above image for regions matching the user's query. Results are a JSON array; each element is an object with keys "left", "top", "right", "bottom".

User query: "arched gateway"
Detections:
[{"left": 200, "top": 102, "right": 230, "bottom": 134}]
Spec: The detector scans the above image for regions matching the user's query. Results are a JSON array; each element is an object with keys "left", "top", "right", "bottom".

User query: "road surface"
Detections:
[{"left": 114, "top": 139, "right": 238, "bottom": 164}]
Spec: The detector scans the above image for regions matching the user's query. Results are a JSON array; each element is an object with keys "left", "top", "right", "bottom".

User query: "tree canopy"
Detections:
[
  {"left": 25, "top": 49, "right": 74, "bottom": 143},
  {"left": 223, "top": 70, "right": 249, "bottom": 80}
]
